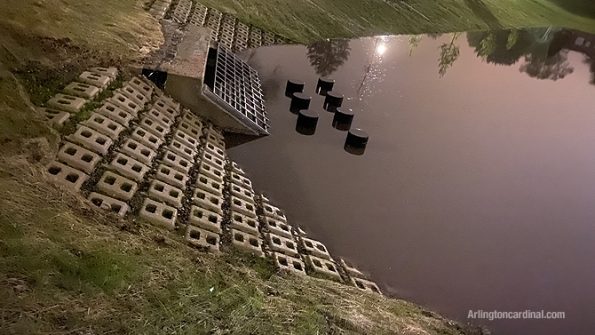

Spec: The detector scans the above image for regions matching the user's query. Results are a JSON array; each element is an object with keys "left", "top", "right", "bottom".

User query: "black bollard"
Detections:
[
  {"left": 285, "top": 80, "right": 305, "bottom": 97},
  {"left": 344, "top": 128, "right": 369, "bottom": 155},
  {"left": 296, "top": 109, "right": 319, "bottom": 135},
  {"left": 316, "top": 78, "right": 335, "bottom": 95},
  {"left": 332, "top": 107, "right": 355, "bottom": 131},
  {"left": 290, "top": 92, "right": 311, "bottom": 113},
  {"left": 323, "top": 91, "right": 344, "bottom": 111}
]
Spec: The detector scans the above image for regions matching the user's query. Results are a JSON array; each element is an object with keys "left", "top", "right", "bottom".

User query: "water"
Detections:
[{"left": 227, "top": 28, "right": 595, "bottom": 335}]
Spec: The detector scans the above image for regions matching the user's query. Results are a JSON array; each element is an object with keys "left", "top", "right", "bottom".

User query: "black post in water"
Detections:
[
  {"left": 296, "top": 110, "right": 319, "bottom": 135},
  {"left": 344, "top": 128, "right": 369, "bottom": 155},
  {"left": 332, "top": 107, "right": 355, "bottom": 131},
  {"left": 290, "top": 92, "right": 311, "bottom": 113},
  {"left": 316, "top": 78, "right": 335, "bottom": 95},
  {"left": 323, "top": 91, "right": 344, "bottom": 111},
  {"left": 285, "top": 80, "right": 305, "bottom": 97}
]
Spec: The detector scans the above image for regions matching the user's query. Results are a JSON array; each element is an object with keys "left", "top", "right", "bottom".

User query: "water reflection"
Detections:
[{"left": 306, "top": 39, "right": 351, "bottom": 77}]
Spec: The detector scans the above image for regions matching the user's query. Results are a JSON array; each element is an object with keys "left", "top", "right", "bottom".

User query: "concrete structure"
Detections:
[
  {"left": 148, "top": 179, "right": 184, "bottom": 208},
  {"left": 87, "top": 192, "right": 129, "bottom": 217},
  {"left": 155, "top": 163, "right": 189, "bottom": 189},
  {"left": 261, "top": 217, "right": 293, "bottom": 239},
  {"left": 67, "top": 125, "right": 113, "bottom": 155},
  {"left": 185, "top": 225, "right": 220, "bottom": 252},
  {"left": 46, "top": 161, "right": 89, "bottom": 191},
  {"left": 79, "top": 71, "right": 111, "bottom": 88},
  {"left": 350, "top": 277, "right": 382, "bottom": 295},
  {"left": 273, "top": 253, "right": 307, "bottom": 275},
  {"left": 198, "top": 161, "right": 224, "bottom": 181},
  {"left": 83, "top": 113, "right": 125, "bottom": 140},
  {"left": 266, "top": 233, "right": 299, "bottom": 258},
  {"left": 57, "top": 141, "right": 101, "bottom": 174},
  {"left": 109, "top": 92, "right": 142, "bottom": 117},
  {"left": 108, "top": 152, "right": 150, "bottom": 182},
  {"left": 230, "top": 196, "right": 257, "bottom": 218},
  {"left": 96, "top": 102, "right": 134, "bottom": 127},
  {"left": 96, "top": 171, "right": 138, "bottom": 201},
  {"left": 48, "top": 93, "right": 87, "bottom": 113},
  {"left": 118, "top": 85, "right": 150, "bottom": 107},
  {"left": 63, "top": 82, "right": 100, "bottom": 99},
  {"left": 43, "top": 108, "right": 70, "bottom": 127},
  {"left": 305, "top": 255, "right": 342, "bottom": 281},
  {"left": 139, "top": 197, "right": 177, "bottom": 230},
  {"left": 119, "top": 138, "right": 156, "bottom": 165},
  {"left": 161, "top": 151, "right": 192, "bottom": 174},
  {"left": 230, "top": 183, "right": 254, "bottom": 202},
  {"left": 229, "top": 212, "right": 260, "bottom": 236},
  {"left": 195, "top": 174, "right": 223, "bottom": 196},
  {"left": 188, "top": 205, "right": 223, "bottom": 234},
  {"left": 167, "top": 139, "right": 197, "bottom": 161},
  {"left": 130, "top": 126, "right": 164, "bottom": 151},
  {"left": 301, "top": 236, "right": 332, "bottom": 260},
  {"left": 192, "top": 189, "right": 223, "bottom": 215},
  {"left": 231, "top": 229, "right": 264, "bottom": 257}
]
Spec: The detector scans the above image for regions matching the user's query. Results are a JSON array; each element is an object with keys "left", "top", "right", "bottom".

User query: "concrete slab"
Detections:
[
  {"left": 230, "top": 196, "right": 257, "bottom": 218},
  {"left": 155, "top": 163, "right": 188, "bottom": 189},
  {"left": 118, "top": 138, "right": 156, "bottom": 165},
  {"left": 262, "top": 217, "right": 293, "bottom": 239},
  {"left": 188, "top": 205, "right": 223, "bottom": 234},
  {"left": 89, "top": 67, "right": 118, "bottom": 80},
  {"left": 229, "top": 212, "right": 259, "bottom": 236},
  {"left": 82, "top": 113, "right": 125, "bottom": 140},
  {"left": 148, "top": 179, "right": 184, "bottom": 208},
  {"left": 130, "top": 126, "right": 164, "bottom": 151},
  {"left": 67, "top": 125, "right": 113, "bottom": 155},
  {"left": 87, "top": 192, "right": 129, "bottom": 217},
  {"left": 198, "top": 161, "right": 224, "bottom": 182},
  {"left": 139, "top": 197, "right": 177, "bottom": 230},
  {"left": 167, "top": 139, "right": 197, "bottom": 162},
  {"left": 117, "top": 85, "right": 149, "bottom": 107},
  {"left": 191, "top": 189, "right": 223, "bottom": 215},
  {"left": 107, "top": 152, "right": 150, "bottom": 182},
  {"left": 96, "top": 170, "right": 138, "bottom": 201},
  {"left": 79, "top": 71, "right": 110, "bottom": 88},
  {"left": 96, "top": 102, "right": 134, "bottom": 127},
  {"left": 305, "top": 255, "right": 342, "bottom": 281},
  {"left": 173, "top": 129, "right": 200, "bottom": 149},
  {"left": 161, "top": 151, "right": 192, "bottom": 175},
  {"left": 139, "top": 116, "right": 170, "bottom": 139},
  {"left": 185, "top": 225, "right": 220, "bottom": 252},
  {"left": 47, "top": 93, "right": 87, "bottom": 113},
  {"left": 231, "top": 229, "right": 264, "bottom": 257},
  {"left": 57, "top": 141, "right": 101, "bottom": 174},
  {"left": 301, "top": 237, "right": 332, "bottom": 260},
  {"left": 273, "top": 252, "right": 307, "bottom": 275},
  {"left": 351, "top": 277, "right": 382, "bottom": 295},
  {"left": 109, "top": 92, "right": 142, "bottom": 117},
  {"left": 128, "top": 77, "right": 154, "bottom": 99},
  {"left": 266, "top": 233, "right": 299, "bottom": 258},
  {"left": 42, "top": 108, "right": 70, "bottom": 128},
  {"left": 47, "top": 161, "right": 89, "bottom": 192},
  {"left": 63, "top": 82, "right": 101, "bottom": 99},
  {"left": 195, "top": 174, "right": 223, "bottom": 197}
]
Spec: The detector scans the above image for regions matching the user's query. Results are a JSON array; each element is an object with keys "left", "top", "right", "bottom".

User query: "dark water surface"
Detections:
[{"left": 229, "top": 29, "right": 595, "bottom": 335}]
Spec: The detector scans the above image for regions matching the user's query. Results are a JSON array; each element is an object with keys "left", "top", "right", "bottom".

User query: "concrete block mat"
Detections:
[
  {"left": 155, "top": 163, "right": 189, "bottom": 189},
  {"left": 63, "top": 82, "right": 101, "bottom": 99},
  {"left": 128, "top": 77, "right": 154, "bottom": 99},
  {"left": 262, "top": 203, "right": 287, "bottom": 222},
  {"left": 262, "top": 217, "right": 293, "bottom": 239},
  {"left": 231, "top": 229, "right": 264, "bottom": 257},
  {"left": 229, "top": 212, "right": 260, "bottom": 236},
  {"left": 46, "top": 161, "right": 89, "bottom": 192},
  {"left": 173, "top": 129, "right": 200, "bottom": 149},
  {"left": 118, "top": 85, "right": 150, "bottom": 107},
  {"left": 148, "top": 179, "right": 184, "bottom": 208},
  {"left": 107, "top": 152, "right": 149, "bottom": 182},
  {"left": 167, "top": 139, "right": 197, "bottom": 162},
  {"left": 267, "top": 233, "right": 299, "bottom": 258},
  {"left": 188, "top": 205, "right": 223, "bottom": 234},
  {"left": 195, "top": 174, "right": 223, "bottom": 197},
  {"left": 350, "top": 277, "right": 382, "bottom": 295},
  {"left": 79, "top": 71, "right": 110, "bottom": 88},
  {"left": 139, "top": 116, "right": 170, "bottom": 139},
  {"left": 230, "top": 171, "right": 253, "bottom": 190},
  {"left": 305, "top": 255, "right": 342, "bottom": 281},
  {"left": 185, "top": 225, "right": 220, "bottom": 252},
  {"left": 67, "top": 125, "right": 113, "bottom": 155},
  {"left": 146, "top": 108, "right": 175, "bottom": 128},
  {"left": 57, "top": 141, "right": 101, "bottom": 174},
  {"left": 96, "top": 170, "right": 139, "bottom": 201},
  {"left": 301, "top": 237, "right": 332, "bottom": 260},
  {"left": 87, "top": 192, "right": 129, "bottom": 217},
  {"left": 83, "top": 113, "right": 125, "bottom": 140},
  {"left": 191, "top": 189, "right": 223, "bottom": 215},
  {"left": 274, "top": 252, "right": 307, "bottom": 275},
  {"left": 161, "top": 151, "right": 192, "bottom": 175},
  {"left": 48, "top": 93, "right": 87, "bottom": 113},
  {"left": 201, "top": 150, "right": 225, "bottom": 171},
  {"left": 96, "top": 102, "right": 134, "bottom": 127},
  {"left": 109, "top": 92, "right": 142, "bottom": 117},
  {"left": 229, "top": 183, "right": 254, "bottom": 203},
  {"left": 130, "top": 126, "right": 164, "bottom": 151},
  {"left": 89, "top": 67, "right": 118, "bottom": 80},
  {"left": 177, "top": 120, "right": 202, "bottom": 139},
  {"left": 230, "top": 196, "right": 257, "bottom": 218},
  {"left": 140, "top": 197, "right": 177, "bottom": 230},
  {"left": 198, "top": 161, "right": 224, "bottom": 182},
  {"left": 118, "top": 138, "right": 156, "bottom": 165},
  {"left": 43, "top": 108, "right": 70, "bottom": 127}
]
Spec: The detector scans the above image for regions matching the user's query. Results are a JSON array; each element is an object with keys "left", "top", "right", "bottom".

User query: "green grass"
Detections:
[{"left": 198, "top": 0, "right": 595, "bottom": 43}]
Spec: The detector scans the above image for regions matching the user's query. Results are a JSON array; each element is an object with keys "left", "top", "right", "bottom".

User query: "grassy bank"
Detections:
[{"left": 200, "top": 0, "right": 595, "bottom": 43}]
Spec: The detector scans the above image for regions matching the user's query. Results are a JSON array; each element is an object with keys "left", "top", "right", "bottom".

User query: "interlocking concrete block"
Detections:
[
  {"left": 172, "top": 0, "right": 192, "bottom": 23},
  {"left": 117, "top": 85, "right": 149, "bottom": 107},
  {"left": 148, "top": 179, "right": 184, "bottom": 208},
  {"left": 89, "top": 67, "right": 118, "bottom": 80},
  {"left": 107, "top": 152, "right": 149, "bottom": 182},
  {"left": 146, "top": 107, "right": 175, "bottom": 128},
  {"left": 96, "top": 171, "right": 138, "bottom": 201},
  {"left": 42, "top": 108, "right": 70, "bottom": 127},
  {"left": 195, "top": 174, "right": 223, "bottom": 197},
  {"left": 185, "top": 225, "right": 220, "bottom": 252},
  {"left": 177, "top": 120, "right": 202, "bottom": 139},
  {"left": 155, "top": 95, "right": 180, "bottom": 113},
  {"left": 130, "top": 126, "right": 164, "bottom": 151},
  {"left": 267, "top": 233, "right": 299, "bottom": 257},
  {"left": 118, "top": 138, "right": 156, "bottom": 165},
  {"left": 167, "top": 139, "right": 197, "bottom": 162},
  {"left": 57, "top": 141, "right": 101, "bottom": 174},
  {"left": 301, "top": 237, "right": 332, "bottom": 260},
  {"left": 205, "top": 124, "right": 224, "bottom": 140},
  {"left": 173, "top": 129, "right": 200, "bottom": 149},
  {"left": 350, "top": 277, "right": 382, "bottom": 295},
  {"left": 262, "top": 203, "right": 287, "bottom": 222},
  {"left": 305, "top": 255, "right": 341, "bottom": 281},
  {"left": 161, "top": 151, "right": 192, "bottom": 175},
  {"left": 128, "top": 76, "right": 154, "bottom": 99},
  {"left": 180, "top": 111, "right": 204, "bottom": 130},
  {"left": 139, "top": 197, "right": 177, "bottom": 230},
  {"left": 262, "top": 217, "right": 293, "bottom": 239},
  {"left": 82, "top": 113, "right": 125, "bottom": 140},
  {"left": 201, "top": 150, "right": 225, "bottom": 171},
  {"left": 204, "top": 142, "right": 225, "bottom": 160},
  {"left": 155, "top": 163, "right": 188, "bottom": 189},
  {"left": 198, "top": 161, "right": 224, "bottom": 182},
  {"left": 139, "top": 116, "right": 169, "bottom": 139},
  {"left": 79, "top": 71, "right": 111, "bottom": 88},
  {"left": 109, "top": 92, "right": 142, "bottom": 117},
  {"left": 191, "top": 189, "right": 223, "bottom": 215},
  {"left": 231, "top": 229, "right": 264, "bottom": 257},
  {"left": 96, "top": 102, "right": 134, "bottom": 127},
  {"left": 188, "top": 205, "right": 223, "bottom": 234},
  {"left": 87, "top": 192, "right": 129, "bottom": 217},
  {"left": 67, "top": 125, "right": 113, "bottom": 155},
  {"left": 230, "top": 171, "right": 253, "bottom": 190},
  {"left": 230, "top": 196, "right": 257, "bottom": 218},
  {"left": 230, "top": 183, "right": 254, "bottom": 202},
  {"left": 63, "top": 82, "right": 101, "bottom": 99},
  {"left": 339, "top": 259, "right": 366, "bottom": 279},
  {"left": 48, "top": 93, "right": 87, "bottom": 113},
  {"left": 273, "top": 252, "right": 307, "bottom": 275},
  {"left": 230, "top": 161, "right": 246, "bottom": 176},
  {"left": 205, "top": 132, "right": 226, "bottom": 149},
  {"left": 47, "top": 161, "right": 89, "bottom": 191},
  {"left": 229, "top": 212, "right": 259, "bottom": 236}
]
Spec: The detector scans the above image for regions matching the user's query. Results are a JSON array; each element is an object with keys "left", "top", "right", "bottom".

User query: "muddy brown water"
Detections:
[{"left": 224, "top": 29, "right": 595, "bottom": 334}]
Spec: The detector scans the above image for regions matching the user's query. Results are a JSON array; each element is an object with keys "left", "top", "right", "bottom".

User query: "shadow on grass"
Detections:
[{"left": 464, "top": 0, "right": 502, "bottom": 29}]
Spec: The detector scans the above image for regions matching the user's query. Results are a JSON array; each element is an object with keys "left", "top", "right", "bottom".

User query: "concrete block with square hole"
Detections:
[
  {"left": 191, "top": 189, "right": 223, "bottom": 215},
  {"left": 155, "top": 163, "right": 189, "bottom": 189},
  {"left": 188, "top": 205, "right": 223, "bottom": 234},
  {"left": 79, "top": 71, "right": 111, "bottom": 88},
  {"left": 89, "top": 67, "right": 118, "bottom": 80},
  {"left": 131, "top": 126, "right": 163, "bottom": 151},
  {"left": 57, "top": 142, "right": 101, "bottom": 174},
  {"left": 46, "top": 161, "right": 89, "bottom": 191},
  {"left": 266, "top": 233, "right": 299, "bottom": 258},
  {"left": 155, "top": 94, "right": 180, "bottom": 111},
  {"left": 204, "top": 125, "right": 224, "bottom": 141},
  {"left": 43, "top": 108, "right": 70, "bottom": 127},
  {"left": 231, "top": 229, "right": 264, "bottom": 257},
  {"left": 139, "top": 197, "right": 177, "bottom": 230},
  {"left": 261, "top": 217, "right": 293, "bottom": 239},
  {"left": 201, "top": 150, "right": 226, "bottom": 171},
  {"left": 63, "top": 82, "right": 101, "bottom": 99},
  {"left": 204, "top": 132, "right": 226, "bottom": 149},
  {"left": 146, "top": 108, "right": 175, "bottom": 128},
  {"left": 167, "top": 139, "right": 197, "bottom": 162},
  {"left": 300, "top": 236, "right": 332, "bottom": 260},
  {"left": 67, "top": 125, "right": 113, "bottom": 155},
  {"left": 161, "top": 151, "right": 192, "bottom": 175},
  {"left": 153, "top": 99, "right": 180, "bottom": 119},
  {"left": 117, "top": 85, "right": 149, "bottom": 107},
  {"left": 107, "top": 152, "right": 149, "bottom": 182},
  {"left": 148, "top": 179, "right": 184, "bottom": 208},
  {"left": 96, "top": 171, "right": 138, "bottom": 201},
  {"left": 127, "top": 77, "right": 154, "bottom": 98},
  {"left": 273, "top": 252, "right": 307, "bottom": 275},
  {"left": 82, "top": 113, "right": 125, "bottom": 140},
  {"left": 230, "top": 161, "right": 246, "bottom": 176},
  {"left": 198, "top": 161, "right": 224, "bottom": 182},
  {"left": 195, "top": 174, "right": 224, "bottom": 197},
  {"left": 262, "top": 203, "right": 287, "bottom": 222},
  {"left": 351, "top": 277, "right": 382, "bottom": 295},
  {"left": 185, "top": 225, "right": 220, "bottom": 252},
  {"left": 109, "top": 92, "right": 142, "bottom": 117},
  {"left": 87, "top": 192, "right": 129, "bottom": 217},
  {"left": 177, "top": 120, "right": 202, "bottom": 139},
  {"left": 230, "top": 196, "right": 257, "bottom": 218},
  {"left": 204, "top": 142, "right": 225, "bottom": 160},
  {"left": 230, "top": 171, "right": 253, "bottom": 190},
  {"left": 304, "top": 255, "right": 342, "bottom": 281},
  {"left": 47, "top": 93, "right": 87, "bottom": 113},
  {"left": 139, "top": 116, "right": 170, "bottom": 139},
  {"left": 229, "top": 183, "right": 254, "bottom": 202},
  {"left": 180, "top": 111, "right": 204, "bottom": 130},
  {"left": 118, "top": 138, "right": 156, "bottom": 165},
  {"left": 339, "top": 259, "right": 367, "bottom": 279},
  {"left": 96, "top": 102, "right": 134, "bottom": 127},
  {"left": 229, "top": 212, "right": 260, "bottom": 236},
  {"left": 173, "top": 129, "right": 200, "bottom": 149}
]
